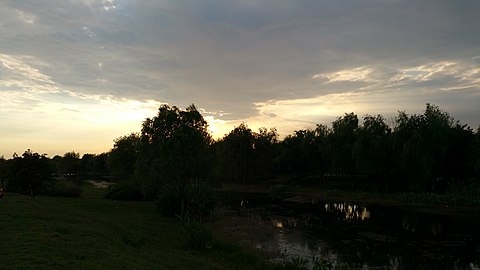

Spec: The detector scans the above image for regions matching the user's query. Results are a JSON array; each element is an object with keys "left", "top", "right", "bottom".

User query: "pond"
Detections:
[{"left": 221, "top": 192, "right": 480, "bottom": 269}]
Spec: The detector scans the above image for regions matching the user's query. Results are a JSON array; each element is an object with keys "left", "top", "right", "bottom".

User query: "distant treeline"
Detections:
[{"left": 1, "top": 103, "right": 479, "bottom": 199}]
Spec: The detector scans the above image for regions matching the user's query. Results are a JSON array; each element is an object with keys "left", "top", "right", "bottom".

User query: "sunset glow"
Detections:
[{"left": 1, "top": 1, "right": 479, "bottom": 156}]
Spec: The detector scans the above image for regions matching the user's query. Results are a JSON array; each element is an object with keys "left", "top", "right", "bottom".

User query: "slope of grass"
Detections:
[{"left": 0, "top": 184, "right": 272, "bottom": 270}]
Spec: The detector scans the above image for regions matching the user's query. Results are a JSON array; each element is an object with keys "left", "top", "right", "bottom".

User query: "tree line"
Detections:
[
  {"left": 1, "top": 103, "right": 479, "bottom": 215},
  {"left": 105, "top": 103, "right": 480, "bottom": 194}
]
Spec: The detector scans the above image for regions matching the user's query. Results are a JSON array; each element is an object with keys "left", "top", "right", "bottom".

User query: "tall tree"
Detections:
[
  {"left": 253, "top": 127, "right": 279, "bottom": 183},
  {"left": 354, "top": 114, "right": 391, "bottom": 191},
  {"left": 217, "top": 123, "right": 255, "bottom": 184},
  {"left": 331, "top": 113, "right": 359, "bottom": 189},
  {"left": 137, "top": 104, "right": 212, "bottom": 216},
  {"left": 108, "top": 133, "right": 140, "bottom": 181}
]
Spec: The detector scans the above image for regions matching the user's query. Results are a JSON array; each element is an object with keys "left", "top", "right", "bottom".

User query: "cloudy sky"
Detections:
[{"left": 1, "top": 0, "right": 479, "bottom": 157}]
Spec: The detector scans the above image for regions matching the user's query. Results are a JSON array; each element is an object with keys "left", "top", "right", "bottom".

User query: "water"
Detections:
[
  {"left": 222, "top": 192, "right": 480, "bottom": 269},
  {"left": 87, "top": 180, "right": 115, "bottom": 188}
]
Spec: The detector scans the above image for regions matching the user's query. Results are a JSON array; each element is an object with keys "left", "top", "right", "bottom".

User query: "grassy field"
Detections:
[{"left": 0, "top": 184, "right": 273, "bottom": 270}]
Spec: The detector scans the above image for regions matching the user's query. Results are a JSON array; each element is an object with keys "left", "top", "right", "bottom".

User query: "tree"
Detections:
[
  {"left": 108, "top": 133, "right": 140, "bottom": 181},
  {"left": 59, "top": 152, "right": 81, "bottom": 183},
  {"left": 0, "top": 156, "right": 7, "bottom": 188},
  {"left": 81, "top": 153, "right": 109, "bottom": 180},
  {"left": 475, "top": 126, "right": 480, "bottom": 181},
  {"left": 278, "top": 129, "right": 320, "bottom": 183},
  {"left": 253, "top": 127, "right": 279, "bottom": 183},
  {"left": 331, "top": 113, "right": 359, "bottom": 189},
  {"left": 137, "top": 104, "right": 212, "bottom": 218},
  {"left": 6, "top": 150, "right": 52, "bottom": 196},
  {"left": 217, "top": 123, "right": 256, "bottom": 184},
  {"left": 354, "top": 114, "right": 391, "bottom": 191}
]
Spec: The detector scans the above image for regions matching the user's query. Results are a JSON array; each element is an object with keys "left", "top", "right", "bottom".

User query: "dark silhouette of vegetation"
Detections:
[
  {"left": 212, "top": 103, "right": 479, "bottom": 196},
  {"left": 6, "top": 150, "right": 52, "bottom": 196},
  {"left": 3, "top": 103, "right": 479, "bottom": 204},
  {"left": 107, "top": 133, "right": 140, "bottom": 181},
  {"left": 0, "top": 156, "right": 7, "bottom": 189},
  {"left": 131, "top": 104, "right": 215, "bottom": 220},
  {"left": 104, "top": 183, "right": 143, "bottom": 201}
]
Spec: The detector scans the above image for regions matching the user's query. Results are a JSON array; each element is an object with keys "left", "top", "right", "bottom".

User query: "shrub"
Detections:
[
  {"left": 155, "top": 184, "right": 216, "bottom": 221},
  {"left": 104, "top": 183, "right": 143, "bottom": 201},
  {"left": 180, "top": 220, "right": 213, "bottom": 250},
  {"left": 155, "top": 190, "right": 181, "bottom": 218},
  {"left": 42, "top": 181, "right": 82, "bottom": 198}
]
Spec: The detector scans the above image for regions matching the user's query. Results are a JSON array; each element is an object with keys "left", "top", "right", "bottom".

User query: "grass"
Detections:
[{"left": 0, "top": 184, "right": 276, "bottom": 270}]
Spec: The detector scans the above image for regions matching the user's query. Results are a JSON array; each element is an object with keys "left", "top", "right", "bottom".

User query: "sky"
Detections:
[{"left": 1, "top": 0, "right": 479, "bottom": 157}]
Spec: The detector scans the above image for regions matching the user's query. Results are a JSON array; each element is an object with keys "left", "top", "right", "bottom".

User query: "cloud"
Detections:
[
  {"left": 390, "top": 62, "right": 458, "bottom": 82},
  {"left": 0, "top": 53, "right": 60, "bottom": 94},
  {"left": 0, "top": 0, "right": 479, "bottom": 154},
  {"left": 313, "top": 66, "right": 377, "bottom": 83}
]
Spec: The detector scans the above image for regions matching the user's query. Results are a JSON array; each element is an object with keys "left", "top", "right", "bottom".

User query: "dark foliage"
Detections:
[
  {"left": 42, "top": 183, "right": 83, "bottom": 198},
  {"left": 180, "top": 220, "right": 213, "bottom": 250},
  {"left": 6, "top": 150, "right": 52, "bottom": 196},
  {"left": 3, "top": 103, "right": 478, "bottom": 204},
  {"left": 104, "top": 183, "right": 144, "bottom": 201},
  {"left": 155, "top": 184, "right": 216, "bottom": 221},
  {"left": 212, "top": 103, "right": 479, "bottom": 196}
]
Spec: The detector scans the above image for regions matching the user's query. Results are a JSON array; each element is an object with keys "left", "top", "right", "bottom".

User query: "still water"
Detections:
[{"left": 223, "top": 192, "right": 480, "bottom": 269}]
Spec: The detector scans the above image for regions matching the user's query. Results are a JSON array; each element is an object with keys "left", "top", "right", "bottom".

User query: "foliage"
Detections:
[
  {"left": 51, "top": 152, "right": 109, "bottom": 182},
  {"left": 0, "top": 156, "right": 7, "bottom": 188},
  {"left": 155, "top": 183, "right": 216, "bottom": 221},
  {"left": 107, "top": 133, "right": 140, "bottom": 180},
  {"left": 6, "top": 103, "right": 479, "bottom": 200},
  {"left": 42, "top": 180, "right": 83, "bottom": 198},
  {"left": 6, "top": 150, "right": 52, "bottom": 196},
  {"left": 180, "top": 220, "right": 213, "bottom": 250},
  {"left": 79, "top": 153, "right": 109, "bottom": 180},
  {"left": 136, "top": 104, "right": 214, "bottom": 218},
  {"left": 104, "top": 183, "right": 143, "bottom": 201},
  {"left": 216, "top": 123, "right": 256, "bottom": 184}
]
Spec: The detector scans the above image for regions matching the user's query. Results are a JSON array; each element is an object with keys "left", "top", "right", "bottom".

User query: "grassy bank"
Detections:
[{"left": 0, "top": 184, "right": 276, "bottom": 270}]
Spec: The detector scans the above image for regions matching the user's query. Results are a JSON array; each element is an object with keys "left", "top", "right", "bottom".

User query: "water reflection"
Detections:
[
  {"left": 324, "top": 202, "right": 371, "bottom": 221},
  {"left": 225, "top": 192, "right": 480, "bottom": 269}
]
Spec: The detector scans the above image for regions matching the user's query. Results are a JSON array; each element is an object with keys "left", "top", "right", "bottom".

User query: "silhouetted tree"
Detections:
[
  {"left": 6, "top": 150, "right": 52, "bottom": 196},
  {"left": 475, "top": 126, "right": 480, "bottom": 181},
  {"left": 81, "top": 153, "right": 109, "bottom": 180},
  {"left": 136, "top": 104, "right": 212, "bottom": 217},
  {"left": 217, "top": 123, "right": 255, "bottom": 184},
  {"left": 354, "top": 114, "right": 392, "bottom": 191},
  {"left": 331, "top": 113, "right": 359, "bottom": 189},
  {"left": 277, "top": 129, "right": 321, "bottom": 183},
  {"left": 0, "top": 156, "right": 7, "bottom": 188},
  {"left": 253, "top": 127, "right": 279, "bottom": 183},
  {"left": 108, "top": 133, "right": 140, "bottom": 181}
]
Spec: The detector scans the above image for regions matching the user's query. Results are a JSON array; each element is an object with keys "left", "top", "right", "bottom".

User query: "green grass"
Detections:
[{"left": 0, "top": 184, "right": 274, "bottom": 270}]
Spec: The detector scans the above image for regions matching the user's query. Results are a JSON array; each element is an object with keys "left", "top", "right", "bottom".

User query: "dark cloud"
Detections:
[{"left": 1, "top": 0, "right": 479, "bottom": 127}]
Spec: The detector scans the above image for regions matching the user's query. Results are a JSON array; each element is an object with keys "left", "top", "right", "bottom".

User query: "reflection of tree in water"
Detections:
[{"left": 324, "top": 202, "right": 371, "bottom": 221}]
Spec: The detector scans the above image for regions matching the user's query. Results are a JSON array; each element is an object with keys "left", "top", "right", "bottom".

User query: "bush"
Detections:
[
  {"left": 104, "top": 183, "right": 143, "bottom": 201},
  {"left": 155, "top": 184, "right": 216, "bottom": 221},
  {"left": 155, "top": 190, "right": 181, "bottom": 218},
  {"left": 180, "top": 220, "right": 213, "bottom": 250},
  {"left": 42, "top": 181, "right": 82, "bottom": 198}
]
